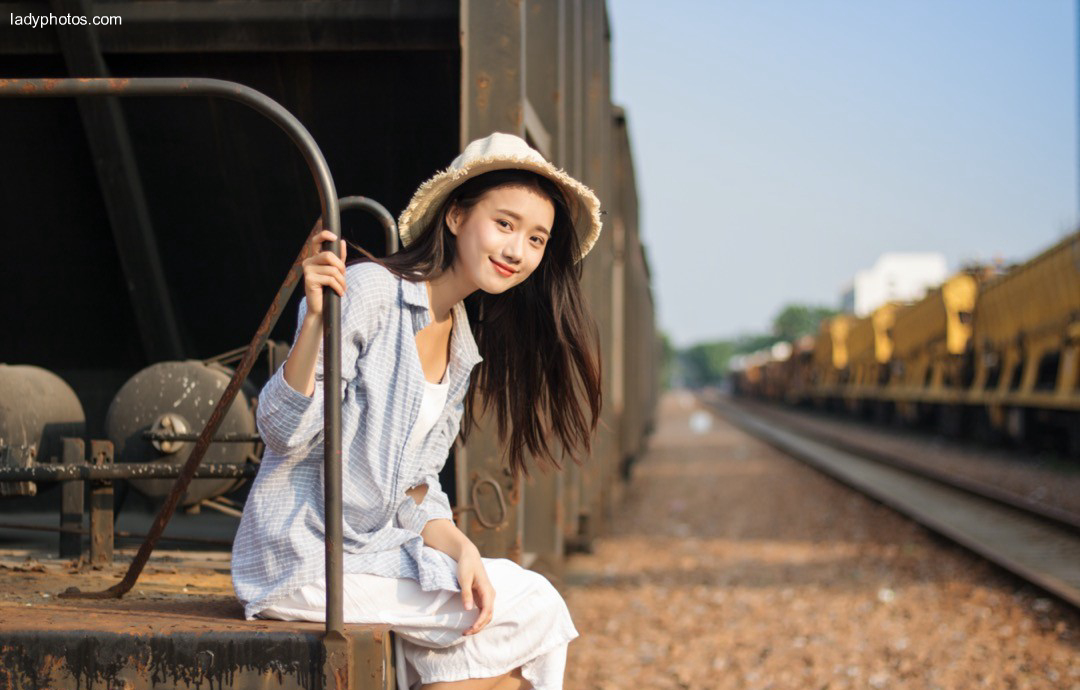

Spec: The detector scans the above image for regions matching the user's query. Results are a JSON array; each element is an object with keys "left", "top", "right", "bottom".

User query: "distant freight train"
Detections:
[{"left": 732, "top": 230, "right": 1080, "bottom": 454}]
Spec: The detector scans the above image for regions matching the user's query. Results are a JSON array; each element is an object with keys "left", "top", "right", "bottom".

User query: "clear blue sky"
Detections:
[{"left": 608, "top": 1, "right": 1078, "bottom": 347}]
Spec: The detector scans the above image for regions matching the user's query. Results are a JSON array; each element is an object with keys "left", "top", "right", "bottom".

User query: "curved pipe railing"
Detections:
[
  {"left": 338, "top": 195, "right": 399, "bottom": 255},
  {"left": 0, "top": 78, "right": 347, "bottom": 641}
]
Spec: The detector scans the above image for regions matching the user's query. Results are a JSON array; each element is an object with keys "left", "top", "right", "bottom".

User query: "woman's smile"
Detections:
[{"left": 489, "top": 257, "right": 517, "bottom": 277}]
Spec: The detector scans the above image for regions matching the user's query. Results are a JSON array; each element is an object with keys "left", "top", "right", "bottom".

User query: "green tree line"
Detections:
[{"left": 658, "top": 304, "right": 837, "bottom": 389}]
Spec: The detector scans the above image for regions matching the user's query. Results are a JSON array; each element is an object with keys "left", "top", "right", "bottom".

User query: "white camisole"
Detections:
[
  {"left": 414, "top": 372, "right": 449, "bottom": 443},
  {"left": 403, "top": 363, "right": 450, "bottom": 489}
]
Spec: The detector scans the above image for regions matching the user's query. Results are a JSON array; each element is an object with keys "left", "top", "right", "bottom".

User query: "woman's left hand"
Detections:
[
  {"left": 417, "top": 519, "right": 495, "bottom": 635},
  {"left": 457, "top": 546, "right": 495, "bottom": 635}
]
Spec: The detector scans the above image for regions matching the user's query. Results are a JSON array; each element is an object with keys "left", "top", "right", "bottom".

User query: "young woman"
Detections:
[{"left": 232, "top": 133, "right": 603, "bottom": 690}]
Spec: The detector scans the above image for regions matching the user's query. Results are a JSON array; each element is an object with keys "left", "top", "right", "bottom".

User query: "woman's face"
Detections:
[{"left": 447, "top": 184, "right": 555, "bottom": 294}]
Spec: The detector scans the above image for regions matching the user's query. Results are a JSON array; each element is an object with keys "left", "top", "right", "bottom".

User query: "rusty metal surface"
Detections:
[
  {"left": 1, "top": 550, "right": 277, "bottom": 630},
  {"left": 520, "top": 0, "right": 566, "bottom": 575},
  {"left": 0, "top": 550, "right": 390, "bottom": 690},
  {"left": 456, "top": 0, "right": 527, "bottom": 561},
  {"left": 0, "top": 616, "right": 389, "bottom": 690},
  {"left": 88, "top": 440, "right": 114, "bottom": 566},
  {"left": 322, "top": 630, "right": 351, "bottom": 690},
  {"left": 60, "top": 438, "right": 85, "bottom": 559}
]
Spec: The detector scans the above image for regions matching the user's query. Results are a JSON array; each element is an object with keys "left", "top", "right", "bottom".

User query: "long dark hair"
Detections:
[{"left": 346, "top": 169, "right": 602, "bottom": 476}]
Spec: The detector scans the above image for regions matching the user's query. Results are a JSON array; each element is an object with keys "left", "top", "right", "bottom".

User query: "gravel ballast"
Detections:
[{"left": 562, "top": 392, "right": 1079, "bottom": 689}]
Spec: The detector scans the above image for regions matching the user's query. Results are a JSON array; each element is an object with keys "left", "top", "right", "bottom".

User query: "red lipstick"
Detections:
[{"left": 490, "top": 258, "right": 516, "bottom": 277}]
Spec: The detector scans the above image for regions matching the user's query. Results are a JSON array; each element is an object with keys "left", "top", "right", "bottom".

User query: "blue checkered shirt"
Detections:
[{"left": 231, "top": 262, "right": 483, "bottom": 619}]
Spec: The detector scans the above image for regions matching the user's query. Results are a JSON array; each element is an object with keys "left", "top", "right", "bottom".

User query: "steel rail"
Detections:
[
  {"left": 721, "top": 397, "right": 1080, "bottom": 533},
  {"left": 708, "top": 395, "right": 1080, "bottom": 609},
  {"left": 0, "top": 78, "right": 348, "bottom": 663}
]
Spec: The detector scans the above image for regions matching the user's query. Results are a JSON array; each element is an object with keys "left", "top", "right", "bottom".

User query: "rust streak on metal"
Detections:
[{"left": 506, "top": 533, "right": 522, "bottom": 565}]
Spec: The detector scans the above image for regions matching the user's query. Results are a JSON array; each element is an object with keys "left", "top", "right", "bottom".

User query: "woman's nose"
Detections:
[{"left": 502, "top": 233, "right": 524, "bottom": 263}]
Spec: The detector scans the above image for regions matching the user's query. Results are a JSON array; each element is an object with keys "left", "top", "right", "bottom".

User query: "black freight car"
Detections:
[{"left": 0, "top": 1, "right": 656, "bottom": 688}]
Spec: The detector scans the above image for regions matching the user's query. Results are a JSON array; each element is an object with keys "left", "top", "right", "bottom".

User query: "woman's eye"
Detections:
[
  {"left": 496, "top": 219, "right": 511, "bottom": 230},
  {"left": 531, "top": 236, "right": 546, "bottom": 247}
]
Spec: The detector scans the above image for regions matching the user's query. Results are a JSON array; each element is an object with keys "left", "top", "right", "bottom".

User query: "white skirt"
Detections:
[{"left": 257, "top": 553, "right": 579, "bottom": 690}]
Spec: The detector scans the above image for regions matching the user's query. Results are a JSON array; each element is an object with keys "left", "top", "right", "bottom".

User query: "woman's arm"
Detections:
[
  {"left": 418, "top": 516, "right": 472, "bottom": 560},
  {"left": 255, "top": 225, "right": 347, "bottom": 457},
  {"left": 255, "top": 301, "right": 332, "bottom": 457},
  {"left": 282, "top": 310, "right": 324, "bottom": 397},
  {"left": 420, "top": 517, "right": 495, "bottom": 636}
]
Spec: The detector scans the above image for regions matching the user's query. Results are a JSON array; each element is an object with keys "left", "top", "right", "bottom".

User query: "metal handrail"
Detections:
[
  {"left": 0, "top": 78, "right": 347, "bottom": 654},
  {"left": 338, "top": 195, "right": 399, "bottom": 254}
]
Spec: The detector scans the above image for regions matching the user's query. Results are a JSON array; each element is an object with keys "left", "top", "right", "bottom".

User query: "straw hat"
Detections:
[{"left": 397, "top": 132, "right": 602, "bottom": 262}]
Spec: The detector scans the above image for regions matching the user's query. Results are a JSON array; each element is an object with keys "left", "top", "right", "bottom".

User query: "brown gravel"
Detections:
[{"left": 562, "top": 391, "right": 1080, "bottom": 690}]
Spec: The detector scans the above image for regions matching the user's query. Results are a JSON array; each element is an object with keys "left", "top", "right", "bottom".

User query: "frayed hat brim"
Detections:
[{"left": 397, "top": 137, "right": 602, "bottom": 263}]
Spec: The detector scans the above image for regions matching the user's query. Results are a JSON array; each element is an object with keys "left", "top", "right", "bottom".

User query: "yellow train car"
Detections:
[
  {"left": 886, "top": 271, "right": 980, "bottom": 424},
  {"left": 810, "top": 314, "right": 854, "bottom": 407},
  {"left": 970, "top": 231, "right": 1080, "bottom": 442},
  {"left": 844, "top": 304, "right": 898, "bottom": 414},
  {"left": 757, "top": 232, "right": 1078, "bottom": 456}
]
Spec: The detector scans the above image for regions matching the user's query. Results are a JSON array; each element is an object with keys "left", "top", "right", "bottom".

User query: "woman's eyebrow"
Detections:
[{"left": 496, "top": 209, "right": 551, "bottom": 236}]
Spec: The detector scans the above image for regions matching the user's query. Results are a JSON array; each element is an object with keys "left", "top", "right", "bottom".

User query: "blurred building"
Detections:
[{"left": 839, "top": 252, "right": 947, "bottom": 316}]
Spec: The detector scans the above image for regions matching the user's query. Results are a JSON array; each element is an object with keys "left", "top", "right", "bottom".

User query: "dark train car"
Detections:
[{"left": 0, "top": 1, "right": 657, "bottom": 687}]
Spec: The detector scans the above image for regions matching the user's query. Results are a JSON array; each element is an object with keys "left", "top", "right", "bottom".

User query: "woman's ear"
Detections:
[{"left": 446, "top": 204, "right": 461, "bottom": 236}]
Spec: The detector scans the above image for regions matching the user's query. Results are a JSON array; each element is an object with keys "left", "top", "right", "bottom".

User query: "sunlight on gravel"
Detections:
[{"left": 563, "top": 393, "right": 1080, "bottom": 690}]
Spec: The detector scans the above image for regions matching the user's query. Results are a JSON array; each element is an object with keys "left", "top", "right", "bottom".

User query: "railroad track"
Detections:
[{"left": 703, "top": 393, "right": 1080, "bottom": 609}]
